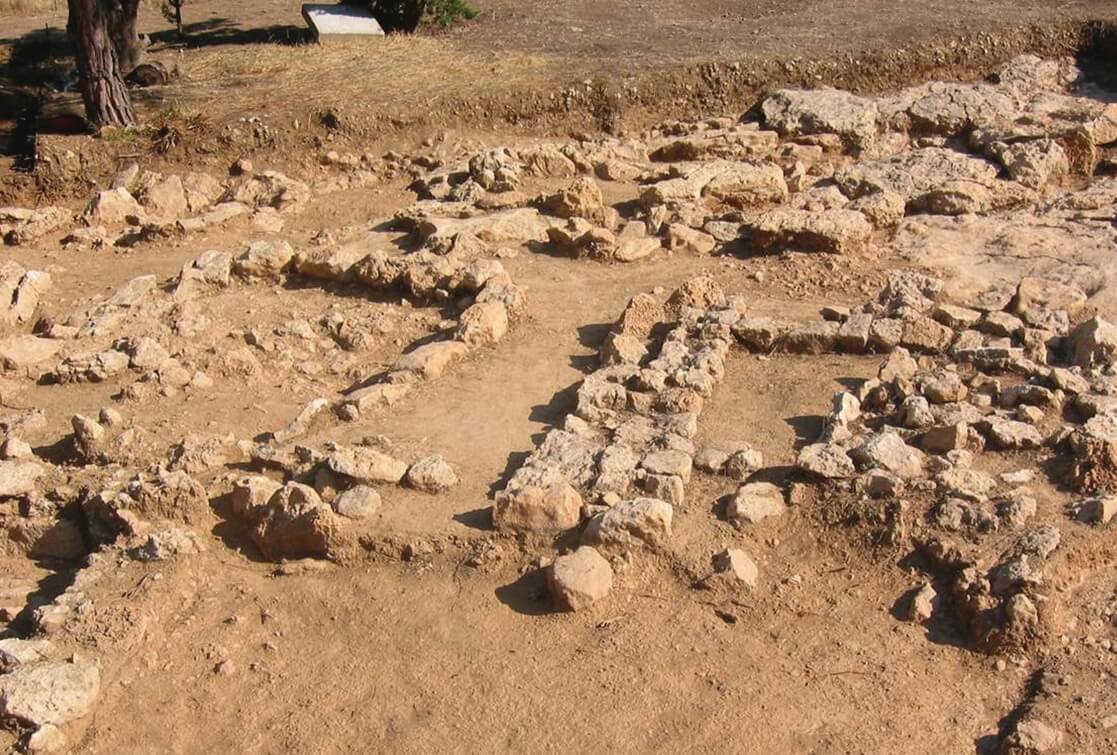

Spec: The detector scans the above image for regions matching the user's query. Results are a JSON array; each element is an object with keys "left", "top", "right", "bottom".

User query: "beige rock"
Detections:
[
  {"left": 905, "top": 582, "right": 936, "bottom": 621},
  {"left": 727, "top": 482, "right": 785, "bottom": 524},
  {"left": 0, "top": 659, "right": 100, "bottom": 727},
  {"left": 761, "top": 88, "right": 880, "bottom": 149},
  {"left": 493, "top": 482, "right": 582, "bottom": 533},
  {"left": 247, "top": 482, "right": 337, "bottom": 561},
  {"left": 140, "top": 174, "right": 188, "bottom": 220},
  {"left": 1070, "top": 317, "right": 1117, "bottom": 369},
  {"left": 395, "top": 341, "right": 469, "bottom": 380},
  {"left": 456, "top": 301, "right": 509, "bottom": 346},
  {"left": 230, "top": 475, "right": 283, "bottom": 516},
  {"left": 0, "top": 336, "right": 61, "bottom": 370},
  {"left": 85, "top": 188, "right": 144, "bottom": 225},
  {"left": 797, "top": 442, "right": 855, "bottom": 479},
  {"left": 744, "top": 208, "right": 872, "bottom": 255},
  {"left": 332, "top": 485, "right": 381, "bottom": 519},
  {"left": 0, "top": 459, "right": 44, "bottom": 498},
  {"left": 405, "top": 455, "right": 458, "bottom": 493},
  {"left": 583, "top": 497, "right": 673, "bottom": 548},
  {"left": 548, "top": 546, "right": 613, "bottom": 611},
  {"left": 711, "top": 548, "right": 759, "bottom": 588},
  {"left": 234, "top": 240, "right": 295, "bottom": 279}
]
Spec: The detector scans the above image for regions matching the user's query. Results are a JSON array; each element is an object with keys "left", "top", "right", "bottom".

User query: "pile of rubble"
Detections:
[{"left": 491, "top": 264, "right": 1117, "bottom": 655}]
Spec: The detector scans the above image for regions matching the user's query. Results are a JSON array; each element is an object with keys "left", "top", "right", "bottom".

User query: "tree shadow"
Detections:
[
  {"left": 973, "top": 668, "right": 1045, "bottom": 753},
  {"left": 784, "top": 414, "right": 823, "bottom": 450},
  {"left": 486, "top": 449, "right": 530, "bottom": 498},
  {"left": 747, "top": 464, "right": 796, "bottom": 486},
  {"left": 452, "top": 506, "right": 492, "bottom": 531},
  {"left": 209, "top": 491, "right": 268, "bottom": 562},
  {"left": 835, "top": 375, "right": 866, "bottom": 393},
  {"left": 528, "top": 380, "right": 580, "bottom": 427},
  {"left": 150, "top": 18, "right": 312, "bottom": 49},
  {"left": 494, "top": 567, "right": 553, "bottom": 616},
  {"left": 2, "top": 559, "right": 80, "bottom": 638}
]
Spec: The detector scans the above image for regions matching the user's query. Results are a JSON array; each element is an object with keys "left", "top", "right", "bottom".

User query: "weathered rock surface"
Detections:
[{"left": 548, "top": 546, "right": 613, "bottom": 611}]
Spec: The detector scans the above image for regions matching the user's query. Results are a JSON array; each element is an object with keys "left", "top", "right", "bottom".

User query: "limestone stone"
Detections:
[
  {"left": 666, "top": 224, "right": 717, "bottom": 255},
  {"left": 247, "top": 482, "right": 337, "bottom": 560},
  {"left": 744, "top": 208, "right": 872, "bottom": 255},
  {"left": 583, "top": 497, "right": 673, "bottom": 549},
  {"left": 711, "top": 548, "right": 759, "bottom": 588},
  {"left": 0, "top": 460, "right": 44, "bottom": 498},
  {"left": 302, "top": 2, "right": 385, "bottom": 41},
  {"left": 326, "top": 446, "right": 408, "bottom": 484},
  {"left": 0, "top": 659, "right": 100, "bottom": 727},
  {"left": 0, "top": 336, "right": 61, "bottom": 370},
  {"left": 0, "top": 639, "right": 53, "bottom": 674},
  {"left": 1071, "top": 317, "right": 1117, "bottom": 370},
  {"left": 406, "top": 455, "right": 458, "bottom": 493},
  {"left": 851, "top": 432, "right": 926, "bottom": 480},
  {"left": 978, "top": 416, "right": 1045, "bottom": 450},
  {"left": 234, "top": 240, "right": 295, "bottom": 279},
  {"left": 1076, "top": 495, "right": 1116, "bottom": 525},
  {"left": 922, "top": 422, "right": 969, "bottom": 453},
  {"left": 726, "top": 482, "right": 785, "bottom": 524},
  {"left": 395, "top": 341, "right": 469, "bottom": 380},
  {"left": 614, "top": 293, "right": 663, "bottom": 338},
  {"left": 140, "top": 174, "right": 188, "bottom": 220},
  {"left": 760, "top": 88, "right": 880, "bottom": 149},
  {"left": 85, "top": 188, "right": 144, "bottom": 225},
  {"left": 641, "top": 449, "right": 693, "bottom": 483},
  {"left": 230, "top": 476, "right": 283, "bottom": 516},
  {"left": 493, "top": 482, "right": 582, "bottom": 533},
  {"left": 456, "top": 301, "right": 509, "bottom": 346},
  {"left": 548, "top": 546, "right": 613, "bottom": 611},
  {"left": 797, "top": 442, "right": 855, "bottom": 478},
  {"left": 332, "top": 485, "right": 382, "bottom": 519}
]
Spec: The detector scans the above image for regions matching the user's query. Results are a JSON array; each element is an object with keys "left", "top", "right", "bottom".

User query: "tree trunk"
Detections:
[
  {"left": 67, "top": 0, "right": 135, "bottom": 127},
  {"left": 108, "top": 0, "right": 143, "bottom": 72}
]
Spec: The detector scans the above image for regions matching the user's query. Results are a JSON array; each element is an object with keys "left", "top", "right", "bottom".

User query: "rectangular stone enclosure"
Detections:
[{"left": 302, "top": 3, "right": 386, "bottom": 42}]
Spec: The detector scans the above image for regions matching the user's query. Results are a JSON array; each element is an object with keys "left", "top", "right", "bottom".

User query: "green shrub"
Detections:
[
  {"left": 424, "top": 0, "right": 478, "bottom": 28},
  {"left": 367, "top": 0, "right": 477, "bottom": 32}
]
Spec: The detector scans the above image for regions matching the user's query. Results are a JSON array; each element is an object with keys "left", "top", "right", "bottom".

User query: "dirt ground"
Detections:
[
  {"left": 4, "top": 0, "right": 1117, "bottom": 197},
  {"left": 2, "top": 5, "right": 1117, "bottom": 755}
]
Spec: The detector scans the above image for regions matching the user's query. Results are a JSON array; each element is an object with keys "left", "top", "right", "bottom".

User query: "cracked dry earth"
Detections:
[{"left": 5, "top": 53, "right": 1117, "bottom": 754}]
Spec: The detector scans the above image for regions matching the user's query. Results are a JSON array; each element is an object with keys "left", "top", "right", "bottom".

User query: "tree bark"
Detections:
[
  {"left": 108, "top": 0, "right": 143, "bottom": 72},
  {"left": 67, "top": 0, "right": 135, "bottom": 127}
]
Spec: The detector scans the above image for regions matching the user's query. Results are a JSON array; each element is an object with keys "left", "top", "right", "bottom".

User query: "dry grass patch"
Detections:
[
  {"left": 176, "top": 35, "right": 565, "bottom": 119},
  {"left": 0, "top": 0, "right": 64, "bottom": 13}
]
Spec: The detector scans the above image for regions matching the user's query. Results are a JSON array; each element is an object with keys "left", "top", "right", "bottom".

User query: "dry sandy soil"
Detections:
[
  {"left": 1, "top": 6, "right": 1117, "bottom": 755},
  {"left": 4, "top": 0, "right": 1117, "bottom": 192}
]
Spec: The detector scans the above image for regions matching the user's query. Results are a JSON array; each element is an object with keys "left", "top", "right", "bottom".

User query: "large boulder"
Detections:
[
  {"left": 0, "top": 460, "right": 44, "bottom": 498},
  {"left": 760, "top": 88, "right": 880, "bottom": 149},
  {"left": 0, "top": 659, "right": 100, "bottom": 727},
  {"left": 743, "top": 208, "right": 872, "bottom": 255},
  {"left": 1070, "top": 317, "right": 1117, "bottom": 370}
]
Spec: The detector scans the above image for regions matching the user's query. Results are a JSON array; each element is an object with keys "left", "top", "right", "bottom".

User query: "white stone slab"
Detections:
[{"left": 302, "top": 4, "right": 386, "bottom": 41}]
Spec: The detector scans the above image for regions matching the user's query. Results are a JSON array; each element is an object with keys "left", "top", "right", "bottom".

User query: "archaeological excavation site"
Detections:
[{"left": 3, "top": 1, "right": 1117, "bottom": 752}]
